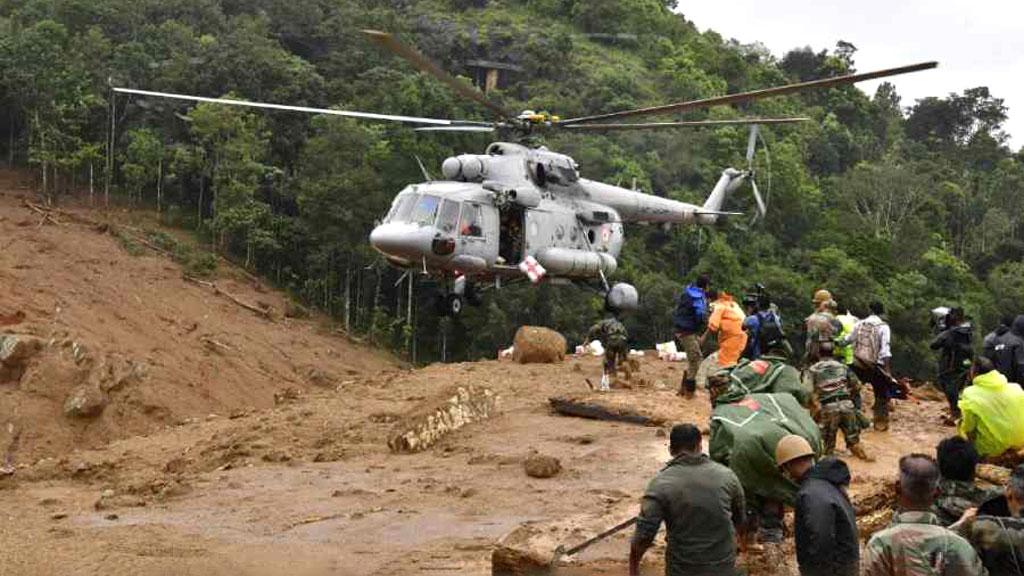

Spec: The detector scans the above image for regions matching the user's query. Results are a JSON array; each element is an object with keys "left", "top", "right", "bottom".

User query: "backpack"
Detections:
[
  {"left": 672, "top": 285, "right": 708, "bottom": 332},
  {"left": 758, "top": 311, "right": 785, "bottom": 349},
  {"left": 853, "top": 318, "right": 882, "bottom": 367}
]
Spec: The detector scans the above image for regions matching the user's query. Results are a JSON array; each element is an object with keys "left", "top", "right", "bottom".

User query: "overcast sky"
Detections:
[{"left": 676, "top": 0, "right": 1024, "bottom": 149}]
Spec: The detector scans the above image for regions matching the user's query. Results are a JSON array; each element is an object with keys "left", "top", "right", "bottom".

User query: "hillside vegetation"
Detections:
[{"left": 1, "top": 0, "right": 1022, "bottom": 376}]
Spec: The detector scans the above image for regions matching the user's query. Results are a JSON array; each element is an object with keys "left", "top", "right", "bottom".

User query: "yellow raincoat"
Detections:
[{"left": 958, "top": 370, "right": 1024, "bottom": 457}]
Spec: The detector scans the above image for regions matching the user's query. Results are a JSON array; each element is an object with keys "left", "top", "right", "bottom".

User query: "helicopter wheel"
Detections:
[{"left": 446, "top": 294, "right": 464, "bottom": 316}]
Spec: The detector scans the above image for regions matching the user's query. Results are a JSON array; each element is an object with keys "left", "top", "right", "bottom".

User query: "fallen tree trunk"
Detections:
[
  {"left": 548, "top": 396, "right": 660, "bottom": 426},
  {"left": 387, "top": 384, "right": 497, "bottom": 453}
]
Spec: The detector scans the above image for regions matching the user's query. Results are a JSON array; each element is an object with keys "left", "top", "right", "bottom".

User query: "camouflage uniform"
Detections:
[
  {"left": 957, "top": 515, "right": 1024, "bottom": 575},
  {"left": 933, "top": 478, "right": 1002, "bottom": 527},
  {"left": 864, "top": 511, "right": 986, "bottom": 576},
  {"left": 804, "top": 358, "right": 861, "bottom": 455},
  {"left": 589, "top": 317, "right": 629, "bottom": 376},
  {"left": 805, "top": 311, "right": 840, "bottom": 365}
]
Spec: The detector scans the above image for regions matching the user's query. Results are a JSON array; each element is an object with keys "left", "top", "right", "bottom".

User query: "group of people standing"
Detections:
[{"left": 631, "top": 422, "right": 1024, "bottom": 576}]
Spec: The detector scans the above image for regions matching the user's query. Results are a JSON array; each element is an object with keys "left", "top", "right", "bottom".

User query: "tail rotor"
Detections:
[{"left": 744, "top": 124, "right": 769, "bottom": 224}]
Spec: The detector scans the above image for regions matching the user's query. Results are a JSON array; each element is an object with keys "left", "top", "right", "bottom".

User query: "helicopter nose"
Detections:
[{"left": 369, "top": 223, "right": 437, "bottom": 261}]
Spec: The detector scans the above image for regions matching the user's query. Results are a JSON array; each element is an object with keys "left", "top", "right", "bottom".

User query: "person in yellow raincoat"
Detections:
[
  {"left": 958, "top": 356, "right": 1024, "bottom": 458},
  {"left": 703, "top": 290, "right": 748, "bottom": 368}
]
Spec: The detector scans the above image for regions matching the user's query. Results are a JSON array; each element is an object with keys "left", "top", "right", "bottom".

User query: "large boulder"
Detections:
[{"left": 512, "top": 326, "right": 566, "bottom": 364}]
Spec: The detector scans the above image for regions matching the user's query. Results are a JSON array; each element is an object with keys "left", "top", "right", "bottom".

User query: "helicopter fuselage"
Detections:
[{"left": 368, "top": 142, "right": 715, "bottom": 282}]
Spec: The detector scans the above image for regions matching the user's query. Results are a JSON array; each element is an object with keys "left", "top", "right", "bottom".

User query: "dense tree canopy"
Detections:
[{"left": 1, "top": 0, "right": 1021, "bottom": 378}]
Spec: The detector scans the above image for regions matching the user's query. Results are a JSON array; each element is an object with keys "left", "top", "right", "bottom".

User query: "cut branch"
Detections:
[{"left": 184, "top": 275, "right": 274, "bottom": 320}]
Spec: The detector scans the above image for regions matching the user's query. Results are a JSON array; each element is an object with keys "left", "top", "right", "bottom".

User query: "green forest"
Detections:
[{"left": 2, "top": 0, "right": 1022, "bottom": 377}]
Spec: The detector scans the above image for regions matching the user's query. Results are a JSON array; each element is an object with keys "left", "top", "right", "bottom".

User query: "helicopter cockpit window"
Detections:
[
  {"left": 556, "top": 165, "right": 579, "bottom": 183},
  {"left": 387, "top": 193, "right": 417, "bottom": 223},
  {"left": 437, "top": 199, "right": 460, "bottom": 234},
  {"left": 410, "top": 194, "right": 441, "bottom": 226},
  {"left": 460, "top": 203, "right": 484, "bottom": 237}
]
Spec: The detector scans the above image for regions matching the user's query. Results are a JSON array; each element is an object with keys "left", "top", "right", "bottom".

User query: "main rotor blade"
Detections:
[
  {"left": 559, "top": 61, "right": 938, "bottom": 125},
  {"left": 746, "top": 125, "right": 759, "bottom": 165},
  {"left": 113, "top": 87, "right": 483, "bottom": 126},
  {"left": 414, "top": 125, "right": 496, "bottom": 132},
  {"left": 561, "top": 118, "right": 809, "bottom": 131},
  {"left": 362, "top": 30, "right": 512, "bottom": 120}
]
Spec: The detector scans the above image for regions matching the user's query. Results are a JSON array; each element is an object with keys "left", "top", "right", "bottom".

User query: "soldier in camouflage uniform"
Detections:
[
  {"left": 934, "top": 436, "right": 1002, "bottom": 526},
  {"left": 588, "top": 312, "right": 629, "bottom": 392},
  {"left": 805, "top": 342, "right": 873, "bottom": 461},
  {"left": 804, "top": 289, "right": 841, "bottom": 366},
  {"left": 954, "top": 464, "right": 1024, "bottom": 575},
  {"left": 864, "top": 454, "right": 986, "bottom": 576}
]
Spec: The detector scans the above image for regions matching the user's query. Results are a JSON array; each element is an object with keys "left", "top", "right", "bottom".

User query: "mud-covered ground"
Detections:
[{"left": 0, "top": 171, "right": 953, "bottom": 575}]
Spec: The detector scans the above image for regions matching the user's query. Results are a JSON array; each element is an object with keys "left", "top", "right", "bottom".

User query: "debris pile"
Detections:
[{"left": 387, "top": 384, "right": 497, "bottom": 453}]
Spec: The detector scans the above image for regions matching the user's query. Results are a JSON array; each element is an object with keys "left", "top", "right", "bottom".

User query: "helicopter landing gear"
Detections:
[{"left": 433, "top": 277, "right": 480, "bottom": 317}]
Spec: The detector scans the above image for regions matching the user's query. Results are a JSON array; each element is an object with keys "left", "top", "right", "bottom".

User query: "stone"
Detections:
[
  {"left": 387, "top": 385, "right": 497, "bottom": 453},
  {"left": 523, "top": 455, "right": 561, "bottom": 479},
  {"left": 511, "top": 326, "right": 566, "bottom": 364},
  {"left": 63, "top": 385, "right": 108, "bottom": 418},
  {"left": 0, "top": 334, "right": 43, "bottom": 382}
]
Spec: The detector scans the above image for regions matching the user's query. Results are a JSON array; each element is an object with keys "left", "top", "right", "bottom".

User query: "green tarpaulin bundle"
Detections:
[
  {"left": 722, "top": 356, "right": 813, "bottom": 407},
  {"left": 709, "top": 392, "right": 822, "bottom": 505}
]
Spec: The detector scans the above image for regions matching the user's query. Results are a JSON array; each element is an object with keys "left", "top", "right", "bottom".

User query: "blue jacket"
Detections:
[{"left": 673, "top": 285, "right": 708, "bottom": 333}]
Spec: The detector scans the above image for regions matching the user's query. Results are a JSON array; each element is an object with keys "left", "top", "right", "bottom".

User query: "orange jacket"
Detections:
[{"left": 709, "top": 293, "right": 748, "bottom": 367}]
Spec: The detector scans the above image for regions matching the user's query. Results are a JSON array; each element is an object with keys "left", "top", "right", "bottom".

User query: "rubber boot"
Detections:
[{"left": 850, "top": 443, "right": 875, "bottom": 462}]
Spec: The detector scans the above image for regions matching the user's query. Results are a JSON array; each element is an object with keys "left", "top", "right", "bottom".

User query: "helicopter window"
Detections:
[
  {"left": 437, "top": 199, "right": 460, "bottom": 234},
  {"left": 410, "top": 194, "right": 441, "bottom": 226},
  {"left": 387, "top": 194, "right": 417, "bottom": 223},
  {"left": 556, "top": 165, "right": 579, "bottom": 183},
  {"left": 460, "top": 203, "right": 484, "bottom": 237}
]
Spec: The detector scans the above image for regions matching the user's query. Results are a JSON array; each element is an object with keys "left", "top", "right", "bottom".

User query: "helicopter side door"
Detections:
[{"left": 458, "top": 201, "right": 498, "bottom": 267}]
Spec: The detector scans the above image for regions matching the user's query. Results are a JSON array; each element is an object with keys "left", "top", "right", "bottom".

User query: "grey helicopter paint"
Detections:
[
  {"left": 112, "top": 30, "right": 937, "bottom": 315},
  {"left": 369, "top": 140, "right": 746, "bottom": 284}
]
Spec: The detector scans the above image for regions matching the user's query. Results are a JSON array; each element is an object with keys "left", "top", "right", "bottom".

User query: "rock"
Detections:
[
  {"left": 387, "top": 385, "right": 497, "bottom": 453},
  {"left": 105, "top": 513, "right": 119, "bottom": 521},
  {"left": 491, "top": 524, "right": 560, "bottom": 575},
  {"left": 0, "top": 334, "right": 43, "bottom": 382},
  {"left": 511, "top": 326, "right": 566, "bottom": 364},
  {"left": 523, "top": 455, "right": 561, "bottom": 479},
  {"left": 274, "top": 387, "right": 301, "bottom": 405},
  {"left": 305, "top": 367, "right": 336, "bottom": 388},
  {"left": 63, "top": 385, "right": 108, "bottom": 418},
  {"left": 50, "top": 512, "right": 68, "bottom": 520},
  {"left": 284, "top": 302, "right": 310, "bottom": 319}
]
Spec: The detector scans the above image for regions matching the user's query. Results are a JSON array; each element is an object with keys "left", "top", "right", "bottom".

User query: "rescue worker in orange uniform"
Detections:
[{"left": 703, "top": 290, "right": 748, "bottom": 368}]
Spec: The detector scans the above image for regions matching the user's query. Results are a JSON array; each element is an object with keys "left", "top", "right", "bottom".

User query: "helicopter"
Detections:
[{"left": 113, "top": 30, "right": 937, "bottom": 316}]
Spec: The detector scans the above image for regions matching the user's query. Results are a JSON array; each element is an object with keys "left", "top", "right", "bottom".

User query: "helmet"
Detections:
[
  {"left": 812, "top": 289, "right": 834, "bottom": 306},
  {"left": 775, "top": 435, "right": 814, "bottom": 467}
]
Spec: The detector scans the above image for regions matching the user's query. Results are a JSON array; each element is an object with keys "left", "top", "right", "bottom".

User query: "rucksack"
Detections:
[
  {"left": 673, "top": 285, "right": 708, "bottom": 331},
  {"left": 853, "top": 318, "right": 883, "bottom": 367},
  {"left": 758, "top": 311, "right": 785, "bottom": 349}
]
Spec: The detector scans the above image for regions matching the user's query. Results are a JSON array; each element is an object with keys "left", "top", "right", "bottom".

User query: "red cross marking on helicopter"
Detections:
[{"left": 518, "top": 256, "right": 546, "bottom": 284}]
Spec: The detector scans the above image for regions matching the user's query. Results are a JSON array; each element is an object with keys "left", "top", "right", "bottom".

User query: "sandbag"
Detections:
[
  {"left": 512, "top": 326, "right": 566, "bottom": 364},
  {"left": 710, "top": 392, "right": 822, "bottom": 505},
  {"left": 725, "top": 357, "right": 813, "bottom": 407}
]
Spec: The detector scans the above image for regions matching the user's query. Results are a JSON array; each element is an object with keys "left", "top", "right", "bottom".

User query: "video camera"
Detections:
[{"left": 742, "top": 283, "right": 770, "bottom": 310}]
